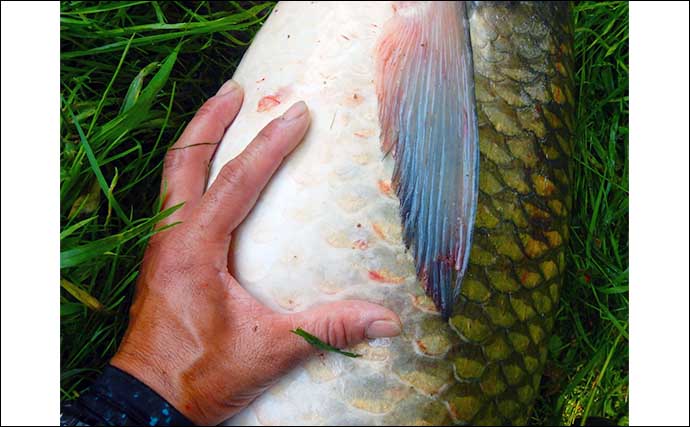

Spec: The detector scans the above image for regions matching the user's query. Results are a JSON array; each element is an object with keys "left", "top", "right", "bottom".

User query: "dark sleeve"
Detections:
[{"left": 60, "top": 364, "right": 194, "bottom": 426}]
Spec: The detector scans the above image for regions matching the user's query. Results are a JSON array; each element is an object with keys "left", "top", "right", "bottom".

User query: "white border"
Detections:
[
  {"left": 629, "top": 2, "right": 689, "bottom": 426},
  {"left": 1, "top": 2, "right": 60, "bottom": 426}
]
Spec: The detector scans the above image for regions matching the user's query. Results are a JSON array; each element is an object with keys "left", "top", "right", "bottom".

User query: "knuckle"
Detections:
[
  {"left": 256, "top": 118, "right": 286, "bottom": 147},
  {"left": 240, "top": 143, "right": 263, "bottom": 167},
  {"left": 192, "top": 98, "right": 226, "bottom": 141},
  {"left": 163, "top": 149, "right": 185, "bottom": 174},
  {"left": 150, "top": 258, "right": 196, "bottom": 291},
  {"left": 217, "top": 158, "right": 248, "bottom": 188},
  {"left": 324, "top": 317, "right": 350, "bottom": 349},
  {"left": 145, "top": 235, "right": 199, "bottom": 278},
  {"left": 255, "top": 124, "right": 276, "bottom": 146},
  {"left": 216, "top": 138, "right": 266, "bottom": 189},
  {"left": 195, "top": 98, "right": 219, "bottom": 120}
]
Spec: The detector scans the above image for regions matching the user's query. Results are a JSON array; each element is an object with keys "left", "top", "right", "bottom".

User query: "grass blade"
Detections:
[
  {"left": 63, "top": 99, "right": 131, "bottom": 225},
  {"left": 60, "top": 204, "right": 181, "bottom": 268},
  {"left": 291, "top": 328, "right": 361, "bottom": 358},
  {"left": 61, "top": 279, "right": 105, "bottom": 312}
]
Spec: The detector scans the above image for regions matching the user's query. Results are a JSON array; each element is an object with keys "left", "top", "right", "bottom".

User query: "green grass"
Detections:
[
  {"left": 60, "top": 2, "right": 629, "bottom": 425},
  {"left": 531, "top": 2, "right": 629, "bottom": 425},
  {"left": 60, "top": 0, "right": 274, "bottom": 399}
]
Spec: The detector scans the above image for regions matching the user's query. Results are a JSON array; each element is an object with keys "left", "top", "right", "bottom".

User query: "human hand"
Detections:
[{"left": 110, "top": 80, "right": 402, "bottom": 425}]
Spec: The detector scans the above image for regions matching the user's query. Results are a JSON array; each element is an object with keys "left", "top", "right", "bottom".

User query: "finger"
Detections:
[
  {"left": 268, "top": 300, "right": 402, "bottom": 366},
  {"left": 195, "top": 101, "right": 310, "bottom": 245},
  {"left": 159, "top": 80, "right": 244, "bottom": 227}
]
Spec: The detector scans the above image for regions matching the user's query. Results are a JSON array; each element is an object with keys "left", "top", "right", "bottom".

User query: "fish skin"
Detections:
[
  {"left": 209, "top": 2, "right": 574, "bottom": 425},
  {"left": 445, "top": 2, "right": 574, "bottom": 424}
]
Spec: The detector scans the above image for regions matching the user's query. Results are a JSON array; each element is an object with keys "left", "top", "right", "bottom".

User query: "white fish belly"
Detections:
[{"left": 209, "top": 2, "right": 456, "bottom": 425}]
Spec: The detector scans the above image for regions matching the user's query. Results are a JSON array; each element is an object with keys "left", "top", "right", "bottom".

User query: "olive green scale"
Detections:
[{"left": 444, "top": 2, "right": 574, "bottom": 425}]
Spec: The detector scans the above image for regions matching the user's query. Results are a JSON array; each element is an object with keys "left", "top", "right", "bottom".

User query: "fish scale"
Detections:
[
  {"left": 208, "top": 2, "right": 574, "bottom": 425},
  {"left": 447, "top": 2, "right": 575, "bottom": 424}
]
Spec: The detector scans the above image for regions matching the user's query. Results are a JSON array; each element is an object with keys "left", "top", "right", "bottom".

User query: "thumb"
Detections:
[{"left": 271, "top": 300, "right": 402, "bottom": 364}]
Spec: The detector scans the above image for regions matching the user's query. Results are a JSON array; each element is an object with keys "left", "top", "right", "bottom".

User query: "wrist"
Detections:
[{"left": 111, "top": 346, "right": 206, "bottom": 425}]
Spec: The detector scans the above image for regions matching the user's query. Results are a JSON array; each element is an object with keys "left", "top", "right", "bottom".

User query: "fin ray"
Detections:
[{"left": 375, "top": 1, "right": 479, "bottom": 318}]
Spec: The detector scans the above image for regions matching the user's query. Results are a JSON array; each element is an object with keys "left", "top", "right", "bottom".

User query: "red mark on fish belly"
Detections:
[
  {"left": 369, "top": 270, "right": 386, "bottom": 282},
  {"left": 372, "top": 223, "right": 386, "bottom": 239},
  {"left": 368, "top": 269, "right": 404, "bottom": 284},
  {"left": 354, "top": 129, "right": 374, "bottom": 138},
  {"left": 352, "top": 239, "right": 368, "bottom": 250},
  {"left": 257, "top": 86, "right": 293, "bottom": 112},
  {"left": 377, "top": 179, "right": 393, "bottom": 196},
  {"left": 257, "top": 95, "right": 281, "bottom": 112}
]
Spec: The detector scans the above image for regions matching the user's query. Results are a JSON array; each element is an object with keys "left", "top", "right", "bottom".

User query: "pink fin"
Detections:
[{"left": 375, "top": 1, "right": 479, "bottom": 319}]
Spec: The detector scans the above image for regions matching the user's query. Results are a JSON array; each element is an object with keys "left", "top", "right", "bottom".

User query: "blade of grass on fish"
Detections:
[{"left": 291, "top": 328, "right": 361, "bottom": 358}]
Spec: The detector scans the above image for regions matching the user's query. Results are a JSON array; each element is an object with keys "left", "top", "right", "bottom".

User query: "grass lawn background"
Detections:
[{"left": 60, "top": 2, "right": 629, "bottom": 424}]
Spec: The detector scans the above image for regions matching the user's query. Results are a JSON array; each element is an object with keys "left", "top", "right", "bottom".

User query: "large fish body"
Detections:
[{"left": 208, "top": 2, "right": 574, "bottom": 425}]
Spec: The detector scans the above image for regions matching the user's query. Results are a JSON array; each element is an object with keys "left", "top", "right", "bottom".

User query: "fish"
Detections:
[{"left": 208, "top": 1, "right": 574, "bottom": 425}]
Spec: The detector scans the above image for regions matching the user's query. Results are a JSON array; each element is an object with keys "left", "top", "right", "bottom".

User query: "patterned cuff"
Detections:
[{"left": 60, "top": 364, "right": 193, "bottom": 426}]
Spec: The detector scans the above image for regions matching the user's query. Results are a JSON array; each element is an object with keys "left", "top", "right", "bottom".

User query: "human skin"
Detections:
[{"left": 110, "top": 79, "right": 402, "bottom": 425}]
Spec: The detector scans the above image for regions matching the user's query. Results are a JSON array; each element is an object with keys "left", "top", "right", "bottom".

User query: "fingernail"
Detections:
[
  {"left": 281, "top": 101, "right": 308, "bottom": 121},
  {"left": 365, "top": 320, "right": 402, "bottom": 339},
  {"left": 217, "top": 79, "right": 240, "bottom": 96}
]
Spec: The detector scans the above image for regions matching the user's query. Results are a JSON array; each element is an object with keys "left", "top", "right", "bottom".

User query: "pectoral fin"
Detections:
[{"left": 375, "top": 1, "right": 479, "bottom": 319}]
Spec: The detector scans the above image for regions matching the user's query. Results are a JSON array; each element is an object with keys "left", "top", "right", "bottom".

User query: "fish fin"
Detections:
[{"left": 375, "top": 2, "right": 479, "bottom": 319}]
